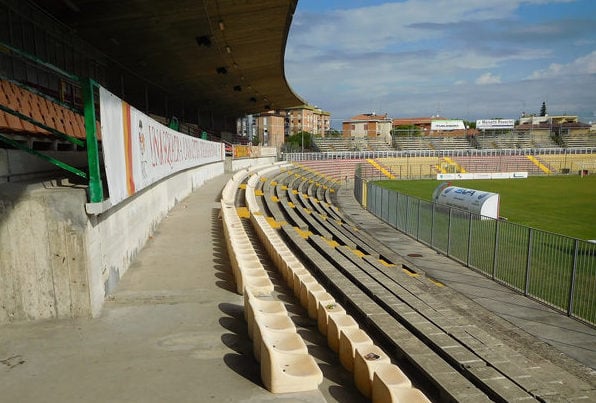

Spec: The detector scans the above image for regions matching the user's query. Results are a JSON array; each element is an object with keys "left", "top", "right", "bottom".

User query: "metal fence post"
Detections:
[
  {"left": 524, "top": 227, "right": 533, "bottom": 295},
  {"left": 405, "top": 196, "right": 409, "bottom": 235},
  {"left": 416, "top": 198, "right": 421, "bottom": 241},
  {"left": 567, "top": 239, "right": 579, "bottom": 317},
  {"left": 492, "top": 221, "right": 500, "bottom": 280},
  {"left": 466, "top": 212, "right": 473, "bottom": 266},
  {"left": 430, "top": 203, "right": 435, "bottom": 248},
  {"left": 447, "top": 208, "right": 452, "bottom": 257}
]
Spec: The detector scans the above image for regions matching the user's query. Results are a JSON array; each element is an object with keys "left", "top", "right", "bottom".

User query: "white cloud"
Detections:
[
  {"left": 285, "top": 0, "right": 595, "bottom": 123},
  {"left": 290, "top": 0, "right": 576, "bottom": 53},
  {"left": 528, "top": 50, "right": 596, "bottom": 79},
  {"left": 476, "top": 72, "right": 502, "bottom": 85}
]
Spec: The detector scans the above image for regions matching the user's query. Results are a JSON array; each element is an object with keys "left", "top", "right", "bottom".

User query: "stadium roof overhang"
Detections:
[{"left": 29, "top": 0, "right": 304, "bottom": 116}]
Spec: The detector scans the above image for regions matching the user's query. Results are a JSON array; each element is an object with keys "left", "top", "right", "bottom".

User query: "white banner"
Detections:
[
  {"left": 476, "top": 119, "right": 515, "bottom": 130},
  {"left": 100, "top": 87, "right": 223, "bottom": 205},
  {"left": 431, "top": 120, "right": 465, "bottom": 131},
  {"left": 436, "top": 172, "right": 528, "bottom": 180}
]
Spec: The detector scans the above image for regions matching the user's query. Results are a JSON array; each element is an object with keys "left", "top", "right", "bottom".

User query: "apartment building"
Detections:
[
  {"left": 342, "top": 113, "right": 392, "bottom": 142},
  {"left": 285, "top": 105, "right": 331, "bottom": 136},
  {"left": 255, "top": 111, "right": 285, "bottom": 147}
]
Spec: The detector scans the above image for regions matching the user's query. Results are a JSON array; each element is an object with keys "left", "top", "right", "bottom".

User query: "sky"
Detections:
[{"left": 284, "top": 0, "right": 596, "bottom": 128}]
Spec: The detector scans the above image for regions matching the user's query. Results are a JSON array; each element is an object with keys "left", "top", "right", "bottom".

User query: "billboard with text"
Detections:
[
  {"left": 99, "top": 87, "right": 223, "bottom": 205},
  {"left": 431, "top": 120, "right": 465, "bottom": 131},
  {"left": 476, "top": 119, "right": 515, "bottom": 130}
]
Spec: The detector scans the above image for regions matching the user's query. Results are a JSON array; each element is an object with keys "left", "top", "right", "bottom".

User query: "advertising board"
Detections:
[
  {"left": 476, "top": 119, "right": 515, "bottom": 130},
  {"left": 430, "top": 120, "right": 465, "bottom": 131}
]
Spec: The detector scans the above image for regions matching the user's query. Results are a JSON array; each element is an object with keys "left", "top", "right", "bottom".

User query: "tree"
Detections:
[
  {"left": 391, "top": 125, "right": 421, "bottom": 136},
  {"left": 286, "top": 131, "right": 312, "bottom": 150},
  {"left": 540, "top": 101, "right": 547, "bottom": 116},
  {"left": 463, "top": 120, "right": 476, "bottom": 129}
]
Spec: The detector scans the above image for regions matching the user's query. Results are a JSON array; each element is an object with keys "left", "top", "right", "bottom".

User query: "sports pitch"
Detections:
[{"left": 375, "top": 175, "right": 596, "bottom": 240}]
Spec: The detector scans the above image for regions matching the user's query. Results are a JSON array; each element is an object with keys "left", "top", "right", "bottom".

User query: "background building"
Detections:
[
  {"left": 255, "top": 111, "right": 286, "bottom": 146},
  {"left": 342, "top": 113, "right": 392, "bottom": 143},
  {"left": 285, "top": 105, "right": 331, "bottom": 136}
]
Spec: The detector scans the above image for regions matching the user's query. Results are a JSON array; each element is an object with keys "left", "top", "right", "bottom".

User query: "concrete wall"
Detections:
[
  {"left": 0, "top": 181, "right": 91, "bottom": 322},
  {"left": 229, "top": 156, "right": 276, "bottom": 172},
  {"left": 0, "top": 161, "right": 224, "bottom": 323}
]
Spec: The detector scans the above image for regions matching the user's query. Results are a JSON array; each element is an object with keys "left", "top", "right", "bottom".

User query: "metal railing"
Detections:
[
  {"left": 354, "top": 175, "right": 596, "bottom": 327},
  {"left": 283, "top": 147, "right": 596, "bottom": 164}
]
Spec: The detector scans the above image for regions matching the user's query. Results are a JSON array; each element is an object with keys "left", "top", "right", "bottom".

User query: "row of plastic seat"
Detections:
[
  {"left": 244, "top": 287, "right": 323, "bottom": 393},
  {"left": 221, "top": 202, "right": 273, "bottom": 296},
  {"left": 220, "top": 164, "right": 323, "bottom": 394},
  {"left": 221, "top": 167, "right": 251, "bottom": 206},
  {"left": 244, "top": 165, "right": 430, "bottom": 402},
  {"left": 0, "top": 78, "right": 95, "bottom": 140}
]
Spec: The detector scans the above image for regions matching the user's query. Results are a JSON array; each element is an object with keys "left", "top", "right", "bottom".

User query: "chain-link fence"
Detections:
[{"left": 355, "top": 176, "right": 596, "bottom": 327}]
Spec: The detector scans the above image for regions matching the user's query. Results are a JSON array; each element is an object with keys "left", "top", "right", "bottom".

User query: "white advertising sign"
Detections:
[
  {"left": 100, "top": 87, "right": 223, "bottom": 205},
  {"left": 431, "top": 120, "right": 465, "bottom": 131},
  {"left": 476, "top": 119, "right": 515, "bottom": 129},
  {"left": 436, "top": 172, "right": 528, "bottom": 180}
]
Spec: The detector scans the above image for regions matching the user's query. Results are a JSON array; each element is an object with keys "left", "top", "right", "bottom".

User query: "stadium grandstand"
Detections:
[{"left": 1, "top": 1, "right": 595, "bottom": 402}]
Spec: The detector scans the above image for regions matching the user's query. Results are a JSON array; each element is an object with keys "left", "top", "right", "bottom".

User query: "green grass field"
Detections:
[{"left": 375, "top": 175, "right": 596, "bottom": 240}]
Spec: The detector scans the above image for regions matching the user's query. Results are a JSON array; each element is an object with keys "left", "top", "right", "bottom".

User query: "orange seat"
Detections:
[
  {"left": 0, "top": 110, "right": 10, "bottom": 129},
  {"left": 0, "top": 78, "right": 98, "bottom": 141}
]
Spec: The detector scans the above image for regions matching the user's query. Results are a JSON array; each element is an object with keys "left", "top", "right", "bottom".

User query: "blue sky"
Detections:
[{"left": 285, "top": 0, "right": 596, "bottom": 127}]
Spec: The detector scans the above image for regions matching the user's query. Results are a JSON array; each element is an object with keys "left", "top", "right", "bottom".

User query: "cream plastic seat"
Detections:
[
  {"left": 289, "top": 267, "right": 310, "bottom": 293},
  {"left": 339, "top": 327, "right": 374, "bottom": 372},
  {"left": 373, "top": 386, "right": 430, "bottom": 403},
  {"left": 316, "top": 296, "right": 345, "bottom": 336},
  {"left": 259, "top": 330, "right": 308, "bottom": 361},
  {"left": 242, "top": 274, "right": 274, "bottom": 297},
  {"left": 306, "top": 283, "right": 328, "bottom": 319},
  {"left": 327, "top": 313, "right": 358, "bottom": 353},
  {"left": 296, "top": 274, "right": 319, "bottom": 307},
  {"left": 260, "top": 341, "right": 323, "bottom": 394},
  {"left": 282, "top": 256, "right": 304, "bottom": 281},
  {"left": 371, "top": 363, "right": 421, "bottom": 403},
  {"left": 244, "top": 290, "right": 286, "bottom": 338},
  {"left": 353, "top": 345, "right": 392, "bottom": 398},
  {"left": 252, "top": 313, "right": 297, "bottom": 362}
]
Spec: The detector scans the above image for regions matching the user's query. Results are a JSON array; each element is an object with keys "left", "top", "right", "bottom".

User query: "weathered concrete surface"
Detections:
[
  {"left": 0, "top": 161, "right": 224, "bottom": 323},
  {"left": 0, "top": 181, "right": 90, "bottom": 323}
]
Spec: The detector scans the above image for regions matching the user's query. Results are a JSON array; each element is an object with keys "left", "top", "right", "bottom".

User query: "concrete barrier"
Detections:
[{"left": 0, "top": 160, "right": 223, "bottom": 323}]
